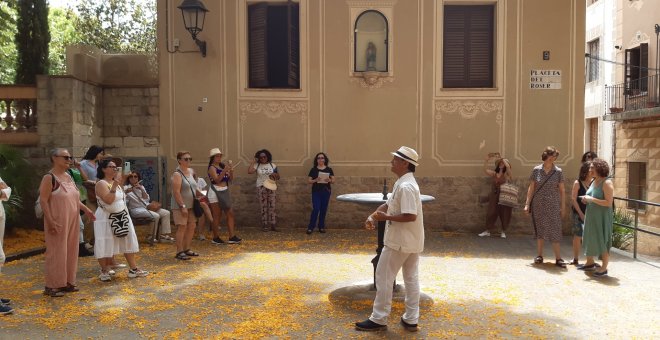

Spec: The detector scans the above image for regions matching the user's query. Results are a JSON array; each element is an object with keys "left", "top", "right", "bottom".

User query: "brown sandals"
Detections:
[{"left": 43, "top": 287, "right": 65, "bottom": 297}]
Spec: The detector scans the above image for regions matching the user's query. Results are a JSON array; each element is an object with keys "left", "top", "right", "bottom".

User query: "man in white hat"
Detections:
[{"left": 356, "top": 146, "right": 424, "bottom": 332}]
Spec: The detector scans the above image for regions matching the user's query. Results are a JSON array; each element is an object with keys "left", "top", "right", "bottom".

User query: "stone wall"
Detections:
[
  {"left": 23, "top": 76, "right": 159, "bottom": 173},
  {"left": 216, "top": 175, "right": 575, "bottom": 234},
  {"left": 101, "top": 87, "right": 160, "bottom": 158}
]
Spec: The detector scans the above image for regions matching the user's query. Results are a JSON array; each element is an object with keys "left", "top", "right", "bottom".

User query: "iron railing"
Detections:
[
  {"left": 605, "top": 73, "right": 660, "bottom": 114},
  {"left": 613, "top": 196, "right": 660, "bottom": 259}
]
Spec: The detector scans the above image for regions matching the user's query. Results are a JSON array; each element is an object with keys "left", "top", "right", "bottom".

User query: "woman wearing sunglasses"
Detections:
[
  {"left": 248, "top": 149, "right": 280, "bottom": 232},
  {"left": 124, "top": 171, "right": 174, "bottom": 242},
  {"left": 171, "top": 151, "right": 202, "bottom": 260},
  {"left": 39, "top": 149, "right": 96, "bottom": 296},
  {"left": 306, "top": 152, "right": 334, "bottom": 234},
  {"left": 94, "top": 159, "right": 148, "bottom": 282}
]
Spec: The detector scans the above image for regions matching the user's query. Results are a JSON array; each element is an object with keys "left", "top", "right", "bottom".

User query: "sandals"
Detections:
[
  {"left": 43, "top": 287, "right": 65, "bottom": 297},
  {"left": 62, "top": 283, "right": 79, "bottom": 292},
  {"left": 568, "top": 258, "right": 579, "bottom": 266},
  {"left": 175, "top": 252, "right": 191, "bottom": 261},
  {"left": 555, "top": 259, "right": 567, "bottom": 268},
  {"left": 160, "top": 235, "right": 175, "bottom": 242},
  {"left": 184, "top": 249, "right": 199, "bottom": 257},
  {"left": 534, "top": 256, "right": 544, "bottom": 264}
]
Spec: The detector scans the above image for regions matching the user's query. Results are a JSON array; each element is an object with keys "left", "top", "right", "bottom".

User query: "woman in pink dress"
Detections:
[{"left": 39, "top": 148, "right": 95, "bottom": 297}]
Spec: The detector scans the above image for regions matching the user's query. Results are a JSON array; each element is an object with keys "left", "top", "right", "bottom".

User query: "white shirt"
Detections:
[
  {"left": 0, "top": 176, "right": 11, "bottom": 218},
  {"left": 384, "top": 172, "right": 424, "bottom": 253},
  {"left": 253, "top": 162, "right": 277, "bottom": 187}
]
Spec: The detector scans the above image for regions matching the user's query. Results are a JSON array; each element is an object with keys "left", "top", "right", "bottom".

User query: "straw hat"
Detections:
[
  {"left": 209, "top": 148, "right": 222, "bottom": 157},
  {"left": 391, "top": 146, "right": 419, "bottom": 167},
  {"left": 263, "top": 178, "right": 278, "bottom": 191}
]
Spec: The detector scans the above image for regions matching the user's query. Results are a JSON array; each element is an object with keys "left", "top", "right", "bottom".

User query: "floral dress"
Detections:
[{"left": 529, "top": 164, "right": 564, "bottom": 242}]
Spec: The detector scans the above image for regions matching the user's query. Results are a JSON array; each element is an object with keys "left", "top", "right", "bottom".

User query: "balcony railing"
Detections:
[
  {"left": 605, "top": 73, "right": 660, "bottom": 115},
  {"left": 0, "top": 85, "right": 39, "bottom": 146}
]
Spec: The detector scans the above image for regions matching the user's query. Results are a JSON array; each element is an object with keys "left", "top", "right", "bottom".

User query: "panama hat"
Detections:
[
  {"left": 391, "top": 146, "right": 419, "bottom": 167},
  {"left": 209, "top": 148, "right": 222, "bottom": 157},
  {"left": 263, "top": 178, "right": 278, "bottom": 191}
]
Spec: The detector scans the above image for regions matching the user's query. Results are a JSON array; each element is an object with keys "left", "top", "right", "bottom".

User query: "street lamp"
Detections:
[{"left": 178, "top": 0, "right": 209, "bottom": 57}]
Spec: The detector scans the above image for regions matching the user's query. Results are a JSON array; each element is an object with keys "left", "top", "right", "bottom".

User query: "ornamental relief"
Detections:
[
  {"left": 434, "top": 100, "right": 503, "bottom": 124},
  {"left": 239, "top": 100, "right": 308, "bottom": 124}
]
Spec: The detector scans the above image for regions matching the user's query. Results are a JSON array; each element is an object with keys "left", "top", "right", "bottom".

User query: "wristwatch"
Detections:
[{"left": 181, "top": 204, "right": 187, "bottom": 209}]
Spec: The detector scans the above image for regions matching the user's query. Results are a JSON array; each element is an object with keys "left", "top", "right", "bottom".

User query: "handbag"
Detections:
[
  {"left": 178, "top": 170, "right": 204, "bottom": 218},
  {"left": 498, "top": 183, "right": 519, "bottom": 208},
  {"left": 108, "top": 209, "right": 130, "bottom": 237}
]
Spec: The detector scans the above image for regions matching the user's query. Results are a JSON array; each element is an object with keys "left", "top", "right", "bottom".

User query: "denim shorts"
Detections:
[{"left": 571, "top": 211, "right": 584, "bottom": 237}]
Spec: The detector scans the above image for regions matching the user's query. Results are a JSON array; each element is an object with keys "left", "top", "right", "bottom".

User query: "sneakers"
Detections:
[
  {"left": 108, "top": 269, "right": 116, "bottom": 276},
  {"left": 355, "top": 319, "right": 387, "bottom": 331},
  {"left": 128, "top": 268, "right": 149, "bottom": 278},
  {"left": 1, "top": 298, "right": 11, "bottom": 306},
  {"left": 211, "top": 237, "right": 226, "bottom": 245},
  {"left": 478, "top": 230, "right": 490, "bottom": 237},
  {"left": 0, "top": 305, "right": 13, "bottom": 315},
  {"left": 227, "top": 236, "right": 242, "bottom": 244},
  {"left": 401, "top": 317, "right": 419, "bottom": 332},
  {"left": 99, "top": 271, "right": 112, "bottom": 282},
  {"left": 500, "top": 232, "right": 507, "bottom": 239}
]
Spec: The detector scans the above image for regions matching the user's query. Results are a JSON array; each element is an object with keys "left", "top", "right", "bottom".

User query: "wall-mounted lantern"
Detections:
[{"left": 178, "top": 0, "right": 209, "bottom": 57}]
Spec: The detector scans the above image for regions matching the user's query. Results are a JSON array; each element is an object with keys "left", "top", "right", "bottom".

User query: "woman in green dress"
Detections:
[{"left": 579, "top": 159, "right": 614, "bottom": 277}]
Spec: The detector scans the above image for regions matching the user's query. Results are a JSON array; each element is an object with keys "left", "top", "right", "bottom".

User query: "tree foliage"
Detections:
[
  {"left": 48, "top": 7, "right": 79, "bottom": 75},
  {"left": 0, "top": 0, "right": 17, "bottom": 83},
  {"left": 72, "top": 0, "right": 157, "bottom": 54},
  {"left": 14, "top": 0, "right": 51, "bottom": 84}
]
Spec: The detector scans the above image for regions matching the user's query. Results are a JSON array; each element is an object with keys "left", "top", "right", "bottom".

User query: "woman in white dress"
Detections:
[{"left": 94, "top": 159, "right": 148, "bottom": 282}]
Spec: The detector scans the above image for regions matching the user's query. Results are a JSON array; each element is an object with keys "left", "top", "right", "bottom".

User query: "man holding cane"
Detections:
[{"left": 355, "top": 146, "right": 424, "bottom": 332}]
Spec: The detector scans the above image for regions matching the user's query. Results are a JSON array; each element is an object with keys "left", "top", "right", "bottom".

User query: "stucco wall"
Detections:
[{"left": 158, "top": 0, "right": 586, "bottom": 231}]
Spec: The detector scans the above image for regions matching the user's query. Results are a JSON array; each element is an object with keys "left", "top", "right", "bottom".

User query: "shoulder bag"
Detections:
[{"left": 178, "top": 170, "right": 204, "bottom": 218}]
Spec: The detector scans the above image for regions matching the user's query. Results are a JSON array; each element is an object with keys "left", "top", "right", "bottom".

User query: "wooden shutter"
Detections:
[
  {"left": 287, "top": 2, "right": 300, "bottom": 88},
  {"left": 249, "top": 3, "right": 269, "bottom": 88},
  {"left": 640, "top": 43, "right": 648, "bottom": 91},
  {"left": 443, "top": 5, "right": 494, "bottom": 88}
]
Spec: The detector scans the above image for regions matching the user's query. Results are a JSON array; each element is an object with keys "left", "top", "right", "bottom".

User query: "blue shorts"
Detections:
[{"left": 571, "top": 211, "right": 583, "bottom": 237}]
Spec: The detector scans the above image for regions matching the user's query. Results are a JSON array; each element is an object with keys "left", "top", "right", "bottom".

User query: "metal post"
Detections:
[{"left": 633, "top": 201, "right": 639, "bottom": 259}]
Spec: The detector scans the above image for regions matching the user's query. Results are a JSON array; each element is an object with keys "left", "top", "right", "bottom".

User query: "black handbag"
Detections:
[{"left": 178, "top": 170, "right": 204, "bottom": 218}]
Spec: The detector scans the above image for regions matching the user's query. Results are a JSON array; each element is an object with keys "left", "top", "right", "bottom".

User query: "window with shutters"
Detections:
[
  {"left": 442, "top": 5, "right": 494, "bottom": 89},
  {"left": 586, "top": 39, "right": 599, "bottom": 83},
  {"left": 624, "top": 44, "right": 648, "bottom": 94},
  {"left": 248, "top": 1, "right": 300, "bottom": 89},
  {"left": 627, "top": 162, "right": 647, "bottom": 210}
]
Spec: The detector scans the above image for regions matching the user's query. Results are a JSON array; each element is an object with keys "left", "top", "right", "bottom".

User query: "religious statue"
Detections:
[{"left": 366, "top": 42, "right": 377, "bottom": 71}]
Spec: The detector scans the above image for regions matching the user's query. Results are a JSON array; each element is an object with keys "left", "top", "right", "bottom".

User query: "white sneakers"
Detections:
[
  {"left": 478, "top": 230, "right": 507, "bottom": 238},
  {"left": 99, "top": 271, "right": 112, "bottom": 282}
]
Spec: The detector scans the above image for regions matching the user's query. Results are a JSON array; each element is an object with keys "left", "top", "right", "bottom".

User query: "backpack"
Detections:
[{"left": 35, "top": 174, "right": 57, "bottom": 219}]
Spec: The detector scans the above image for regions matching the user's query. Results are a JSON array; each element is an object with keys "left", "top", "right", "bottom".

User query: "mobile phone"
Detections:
[{"left": 123, "top": 161, "right": 131, "bottom": 175}]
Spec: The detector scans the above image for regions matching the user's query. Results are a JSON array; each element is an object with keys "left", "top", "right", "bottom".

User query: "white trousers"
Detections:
[
  {"left": 148, "top": 209, "right": 172, "bottom": 234},
  {"left": 369, "top": 246, "right": 420, "bottom": 325}
]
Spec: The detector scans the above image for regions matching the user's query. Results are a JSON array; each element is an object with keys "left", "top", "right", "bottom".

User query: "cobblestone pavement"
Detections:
[{"left": 0, "top": 228, "right": 658, "bottom": 339}]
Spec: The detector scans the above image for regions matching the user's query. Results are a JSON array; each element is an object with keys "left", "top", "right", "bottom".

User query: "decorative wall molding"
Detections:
[
  {"left": 239, "top": 100, "right": 308, "bottom": 123},
  {"left": 432, "top": 99, "right": 504, "bottom": 166},
  {"left": 628, "top": 31, "right": 650, "bottom": 48},
  {"left": 628, "top": 148, "right": 648, "bottom": 162},
  {"left": 348, "top": 73, "right": 395, "bottom": 89},
  {"left": 237, "top": 99, "right": 310, "bottom": 165},
  {"left": 434, "top": 100, "right": 503, "bottom": 121},
  {"left": 346, "top": 0, "right": 397, "bottom": 7}
]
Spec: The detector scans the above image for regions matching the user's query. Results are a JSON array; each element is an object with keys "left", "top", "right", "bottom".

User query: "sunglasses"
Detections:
[
  {"left": 317, "top": 157, "right": 325, "bottom": 159},
  {"left": 55, "top": 155, "right": 73, "bottom": 161},
  {"left": 181, "top": 157, "right": 193, "bottom": 161},
  {"left": 259, "top": 155, "right": 267, "bottom": 159}
]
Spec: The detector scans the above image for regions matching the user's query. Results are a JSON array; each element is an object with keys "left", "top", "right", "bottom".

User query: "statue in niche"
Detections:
[{"left": 366, "top": 41, "right": 377, "bottom": 71}]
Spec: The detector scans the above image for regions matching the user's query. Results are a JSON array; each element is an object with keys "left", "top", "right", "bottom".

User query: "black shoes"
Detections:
[
  {"left": 355, "top": 319, "right": 387, "bottom": 331},
  {"left": 306, "top": 229, "right": 313, "bottom": 235},
  {"left": 78, "top": 243, "right": 94, "bottom": 257},
  {"left": 577, "top": 263, "right": 598, "bottom": 271},
  {"left": 593, "top": 270, "right": 608, "bottom": 277},
  {"left": 211, "top": 237, "right": 225, "bottom": 245},
  {"left": 227, "top": 236, "right": 242, "bottom": 244},
  {"left": 401, "top": 317, "right": 419, "bottom": 332}
]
